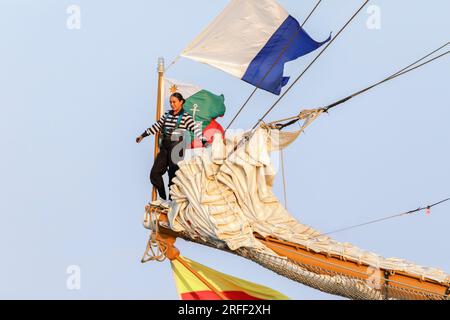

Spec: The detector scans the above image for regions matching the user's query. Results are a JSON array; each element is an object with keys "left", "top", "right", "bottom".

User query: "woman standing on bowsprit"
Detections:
[{"left": 136, "top": 92, "right": 207, "bottom": 202}]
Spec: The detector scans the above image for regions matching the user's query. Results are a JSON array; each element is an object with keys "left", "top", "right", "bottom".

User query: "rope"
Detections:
[
  {"left": 165, "top": 55, "right": 181, "bottom": 72},
  {"left": 269, "top": 109, "right": 325, "bottom": 211},
  {"left": 260, "top": 42, "right": 449, "bottom": 131},
  {"left": 141, "top": 205, "right": 168, "bottom": 263},
  {"left": 212, "top": 110, "right": 323, "bottom": 223},
  {"left": 206, "top": 111, "right": 323, "bottom": 236},
  {"left": 302, "top": 0, "right": 323, "bottom": 26},
  {"left": 141, "top": 233, "right": 167, "bottom": 263},
  {"left": 265, "top": 108, "right": 324, "bottom": 130},
  {"left": 309, "top": 197, "right": 450, "bottom": 239},
  {"left": 322, "top": 42, "right": 449, "bottom": 113},
  {"left": 219, "top": 1, "right": 369, "bottom": 168},
  {"left": 252, "top": 0, "right": 370, "bottom": 131},
  {"left": 382, "top": 42, "right": 449, "bottom": 82},
  {"left": 225, "top": 0, "right": 324, "bottom": 131},
  {"left": 280, "top": 148, "right": 288, "bottom": 209}
]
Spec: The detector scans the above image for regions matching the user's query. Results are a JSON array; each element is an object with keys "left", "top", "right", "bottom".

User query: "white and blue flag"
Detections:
[{"left": 181, "top": 0, "right": 330, "bottom": 95}]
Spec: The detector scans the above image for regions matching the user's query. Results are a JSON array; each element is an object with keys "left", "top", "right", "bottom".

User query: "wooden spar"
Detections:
[
  {"left": 142, "top": 58, "right": 180, "bottom": 263},
  {"left": 146, "top": 67, "right": 180, "bottom": 260},
  {"left": 150, "top": 209, "right": 449, "bottom": 299},
  {"left": 142, "top": 62, "right": 181, "bottom": 262},
  {"left": 152, "top": 57, "right": 165, "bottom": 201},
  {"left": 255, "top": 235, "right": 449, "bottom": 299}
]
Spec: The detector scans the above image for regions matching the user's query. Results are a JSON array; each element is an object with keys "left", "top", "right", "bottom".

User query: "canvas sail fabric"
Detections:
[{"left": 168, "top": 127, "right": 450, "bottom": 284}]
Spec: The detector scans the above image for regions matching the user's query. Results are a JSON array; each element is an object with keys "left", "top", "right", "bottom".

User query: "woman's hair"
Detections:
[{"left": 170, "top": 92, "right": 185, "bottom": 104}]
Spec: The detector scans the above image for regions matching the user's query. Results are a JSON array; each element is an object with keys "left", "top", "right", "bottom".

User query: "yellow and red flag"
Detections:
[{"left": 171, "top": 256, "right": 289, "bottom": 300}]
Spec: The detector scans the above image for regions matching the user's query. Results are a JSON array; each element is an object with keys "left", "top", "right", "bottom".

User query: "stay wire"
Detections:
[
  {"left": 274, "top": 43, "right": 450, "bottom": 130},
  {"left": 322, "top": 42, "right": 450, "bottom": 112},
  {"left": 222, "top": 0, "right": 370, "bottom": 162},
  {"left": 311, "top": 197, "right": 450, "bottom": 239},
  {"left": 252, "top": 0, "right": 371, "bottom": 131},
  {"left": 225, "top": 0, "right": 323, "bottom": 131}
]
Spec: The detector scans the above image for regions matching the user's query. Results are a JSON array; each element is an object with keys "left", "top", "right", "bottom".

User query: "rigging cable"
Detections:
[
  {"left": 310, "top": 197, "right": 450, "bottom": 239},
  {"left": 269, "top": 42, "right": 449, "bottom": 130},
  {"left": 322, "top": 42, "right": 450, "bottom": 113},
  {"left": 165, "top": 55, "right": 181, "bottom": 72},
  {"left": 280, "top": 148, "right": 288, "bottom": 209},
  {"left": 225, "top": 0, "right": 324, "bottom": 131},
  {"left": 252, "top": 0, "right": 370, "bottom": 131},
  {"left": 222, "top": 0, "right": 370, "bottom": 162}
]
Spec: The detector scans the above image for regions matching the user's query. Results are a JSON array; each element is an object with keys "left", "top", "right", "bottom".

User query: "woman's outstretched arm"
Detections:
[{"left": 136, "top": 112, "right": 168, "bottom": 143}]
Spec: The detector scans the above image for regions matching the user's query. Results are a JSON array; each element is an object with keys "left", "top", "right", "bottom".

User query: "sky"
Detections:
[{"left": 0, "top": 0, "right": 449, "bottom": 299}]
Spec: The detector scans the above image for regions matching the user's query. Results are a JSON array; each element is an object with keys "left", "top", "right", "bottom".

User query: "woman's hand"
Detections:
[{"left": 136, "top": 135, "right": 144, "bottom": 143}]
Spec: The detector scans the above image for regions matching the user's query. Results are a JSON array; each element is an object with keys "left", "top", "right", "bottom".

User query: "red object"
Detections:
[
  {"left": 190, "top": 118, "right": 225, "bottom": 149},
  {"left": 425, "top": 208, "right": 431, "bottom": 215},
  {"left": 181, "top": 291, "right": 263, "bottom": 300}
]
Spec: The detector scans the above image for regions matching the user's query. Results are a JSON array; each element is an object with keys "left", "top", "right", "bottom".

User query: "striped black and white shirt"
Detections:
[{"left": 142, "top": 109, "right": 204, "bottom": 140}]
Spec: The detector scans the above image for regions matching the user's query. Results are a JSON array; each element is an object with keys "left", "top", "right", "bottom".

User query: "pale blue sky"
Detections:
[{"left": 0, "top": 0, "right": 449, "bottom": 299}]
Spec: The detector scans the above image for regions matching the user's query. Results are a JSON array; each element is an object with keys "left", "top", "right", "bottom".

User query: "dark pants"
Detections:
[{"left": 150, "top": 134, "right": 185, "bottom": 200}]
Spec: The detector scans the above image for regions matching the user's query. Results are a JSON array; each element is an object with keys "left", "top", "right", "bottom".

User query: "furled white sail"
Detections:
[{"left": 167, "top": 123, "right": 449, "bottom": 285}]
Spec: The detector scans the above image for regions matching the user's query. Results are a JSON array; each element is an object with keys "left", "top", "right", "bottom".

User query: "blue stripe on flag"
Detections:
[{"left": 242, "top": 15, "right": 330, "bottom": 95}]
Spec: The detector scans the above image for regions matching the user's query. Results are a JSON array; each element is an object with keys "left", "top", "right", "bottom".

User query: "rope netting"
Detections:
[
  {"left": 240, "top": 249, "right": 448, "bottom": 300},
  {"left": 159, "top": 222, "right": 449, "bottom": 300},
  {"left": 141, "top": 205, "right": 167, "bottom": 262}
]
